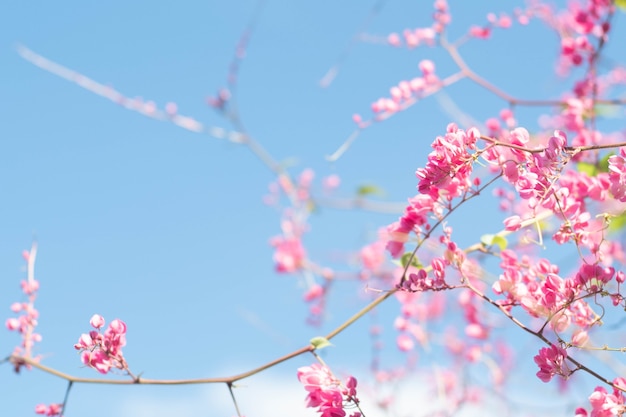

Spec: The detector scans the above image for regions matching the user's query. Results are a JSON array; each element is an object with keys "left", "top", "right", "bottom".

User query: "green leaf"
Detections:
[
  {"left": 356, "top": 184, "right": 385, "bottom": 197},
  {"left": 594, "top": 104, "right": 621, "bottom": 118},
  {"left": 616, "top": 0, "right": 626, "bottom": 11},
  {"left": 598, "top": 153, "right": 612, "bottom": 173},
  {"left": 577, "top": 155, "right": 612, "bottom": 177},
  {"left": 608, "top": 211, "right": 626, "bottom": 233},
  {"left": 577, "top": 162, "right": 597, "bottom": 177},
  {"left": 491, "top": 235, "right": 508, "bottom": 251},
  {"left": 310, "top": 336, "right": 333, "bottom": 350},
  {"left": 400, "top": 252, "right": 422, "bottom": 269},
  {"left": 481, "top": 234, "right": 508, "bottom": 251}
]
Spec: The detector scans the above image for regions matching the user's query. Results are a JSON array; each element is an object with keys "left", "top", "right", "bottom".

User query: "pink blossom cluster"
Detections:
[
  {"left": 459, "top": 289, "right": 489, "bottom": 340},
  {"left": 267, "top": 173, "right": 338, "bottom": 264},
  {"left": 5, "top": 248, "right": 42, "bottom": 372},
  {"left": 266, "top": 170, "right": 343, "bottom": 321},
  {"left": 393, "top": 290, "right": 446, "bottom": 352},
  {"left": 270, "top": 232, "right": 306, "bottom": 273},
  {"left": 297, "top": 363, "right": 360, "bottom": 417},
  {"left": 266, "top": 170, "right": 340, "bottom": 276},
  {"left": 484, "top": 127, "right": 533, "bottom": 173},
  {"left": 534, "top": 344, "right": 571, "bottom": 382},
  {"left": 417, "top": 123, "right": 480, "bottom": 200},
  {"left": 469, "top": 11, "right": 513, "bottom": 39},
  {"left": 394, "top": 304, "right": 426, "bottom": 352},
  {"left": 385, "top": 194, "right": 438, "bottom": 258},
  {"left": 266, "top": 171, "right": 314, "bottom": 273},
  {"left": 492, "top": 249, "right": 600, "bottom": 333},
  {"left": 74, "top": 314, "right": 128, "bottom": 374},
  {"left": 488, "top": 130, "right": 612, "bottom": 248},
  {"left": 386, "top": 124, "right": 480, "bottom": 258},
  {"left": 381, "top": 92, "right": 624, "bottom": 411},
  {"left": 363, "top": 59, "right": 441, "bottom": 122},
  {"left": 400, "top": 268, "right": 442, "bottom": 292},
  {"left": 488, "top": 129, "right": 567, "bottom": 200},
  {"left": 5, "top": 283, "right": 41, "bottom": 355},
  {"left": 485, "top": 108, "right": 518, "bottom": 139},
  {"left": 303, "top": 280, "right": 329, "bottom": 327},
  {"left": 398, "top": 252, "right": 461, "bottom": 293},
  {"left": 553, "top": 0, "right": 613, "bottom": 73},
  {"left": 608, "top": 147, "right": 626, "bottom": 202},
  {"left": 34, "top": 403, "right": 62, "bottom": 417},
  {"left": 385, "top": 123, "right": 483, "bottom": 259},
  {"left": 555, "top": 99, "right": 604, "bottom": 160},
  {"left": 386, "top": 0, "right": 447, "bottom": 48},
  {"left": 576, "top": 378, "right": 626, "bottom": 417},
  {"left": 359, "top": 238, "right": 387, "bottom": 277},
  {"left": 488, "top": 128, "right": 625, "bottom": 265}
]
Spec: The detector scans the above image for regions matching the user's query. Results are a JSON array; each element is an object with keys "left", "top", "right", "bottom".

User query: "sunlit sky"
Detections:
[{"left": 2, "top": 1, "right": 626, "bottom": 416}]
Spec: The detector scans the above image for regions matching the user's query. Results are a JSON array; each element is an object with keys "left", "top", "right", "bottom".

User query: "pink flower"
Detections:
[
  {"left": 35, "top": 403, "right": 62, "bottom": 416},
  {"left": 323, "top": 175, "right": 341, "bottom": 191},
  {"left": 89, "top": 314, "right": 105, "bottom": 329},
  {"left": 469, "top": 26, "right": 491, "bottom": 39},
  {"left": 534, "top": 344, "right": 570, "bottom": 382},
  {"left": 387, "top": 33, "right": 401, "bottom": 46},
  {"left": 5, "top": 317, "right": 20, "bottom": 331},
  {"left": 415, "top": 124, "right": 479, "bottom": 200},
  {"left": 303, "top": 284, "right": 324, "bottom": 302},
  {"left": 270, "top": 236, "right": 306, "bottom": 273},
  {"left": 360, "top": 240, "right": 386, "bottom": 271},
  {"left": 298, "top": 364, "right": 359, "bottom": 417},
  {"left": 108, "top": 319, "right": 127, "bottom": 335},
  {"left": 74, "top": 315, "right": 128, "bottom": 374},
  {"left": 7, "top": 245, "right": 42, "bottom": 369},
  {"left": 397, "top": 334, "right": 414, "bottom": 352},
  {"left": 418, "top": 59, "right": 435, "bottom": 75},
  {"left": 608, "top": 148, "right": 626, "bottom": 202},
  {"left": 582, "top": 383, "right": 626, "bottom": 417},
  {"left": 503, "top": 215, "right": 523, "bottom": 231}
]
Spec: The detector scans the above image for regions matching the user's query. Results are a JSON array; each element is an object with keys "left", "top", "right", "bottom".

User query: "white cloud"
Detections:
[
  {"left": 113, "top": 371, "right": 574, "bottom": 417},
  {"left": 115, "top": 374, "right": 319, "bottom": 417}
]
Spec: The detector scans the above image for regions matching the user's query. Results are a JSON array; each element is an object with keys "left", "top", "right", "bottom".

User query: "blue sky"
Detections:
[{"left": 2, "top": 1, "right": 626, "bottom": 416}]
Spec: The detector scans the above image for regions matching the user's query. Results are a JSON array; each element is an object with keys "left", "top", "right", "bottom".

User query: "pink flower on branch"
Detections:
[
  {"left": 608, "top": 148, "right": 626, "bottom": 202},
  {"left": 266, "top": 169, "right": 321, "bottom": 274},
  {"left": 503, "top": 215, "right": 523, "bottom": 231},
  {"left": 534, "top": 344, "right": 571, "bottom": 383},
  {"left": 385, "top": 0, "right": 447, "bottom": 48},
  {"left": 7, "top": 244, "right": 43, "bottom": 373},
  {"left": 367, "top": 59, "right": 443, "bottom": 123},
  {"left": 270, "top": 235, "right": 306, "bottom": 273},
  {"left": 298, "top": 363, "right": 361, "bottom": 417},
  {"left": 74, "top": 315, "right": 129, "bottom": 375},
  {"left": 576, "top": 379, "right": 626, "bottom": 417},
  {"left": 416, "top": 123, "right": 480, "bottom": 200},
  {"left": 35, "top": 403, "right": 62, "bottom": 416},
  {"left": 399, "top": 267, "right": 449, "bottom": 293}
]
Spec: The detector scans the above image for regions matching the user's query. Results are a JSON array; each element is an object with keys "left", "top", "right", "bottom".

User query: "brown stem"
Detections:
[
  {"left": 480, "top": 135, "right": 626, "bottom": 154},
  {"left": 442, "top": 38, "right": 626, "bottom": 107}
]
